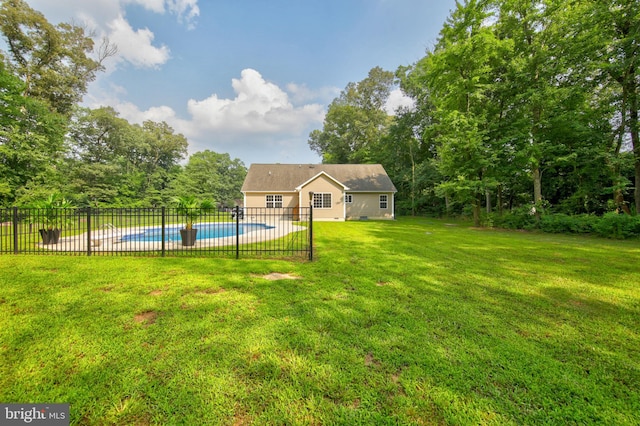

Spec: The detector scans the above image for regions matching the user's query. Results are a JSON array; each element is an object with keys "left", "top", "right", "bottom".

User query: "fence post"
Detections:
[
  {"left": 307, "top": 192, "right": 314, "bottom": 261},
  {"left": 235, "top": 206, "right": 240, "bottom": 259},
  {"left": 86, "top": 207, "right": 92, "bottom": 256},
  {"left": 161, "top": 206, "right": 166, "bottom": 257},
  {"left": 309, "top": 205, "right": 313, "bottom": 261},
  {"left": 13, "top": 207, "right": 19, "bottom": 254}
]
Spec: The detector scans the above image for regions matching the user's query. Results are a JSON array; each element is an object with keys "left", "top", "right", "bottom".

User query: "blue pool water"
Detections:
[{"left": 120, "top": 223, "right": 274, "bottom": 242}]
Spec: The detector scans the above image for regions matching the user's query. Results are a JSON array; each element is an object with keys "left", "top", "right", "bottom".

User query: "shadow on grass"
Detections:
[{"left": 1, "top": 219, "right": 639, "bottom": 424}]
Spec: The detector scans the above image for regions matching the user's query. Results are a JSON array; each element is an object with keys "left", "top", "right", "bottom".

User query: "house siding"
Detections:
[
  {"left": 305, "top": 175, "right": 345, "bottom": 221},
  {"left": 345, "top": 192, "right": 395, "bottom": 220},
  {"left": 244, "top": 192, "right": 298, "bottom": 209}
]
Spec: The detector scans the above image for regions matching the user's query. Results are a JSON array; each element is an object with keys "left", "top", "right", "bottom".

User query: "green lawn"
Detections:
[{"left": 1, "top": 218, "right": 639, "bottom": 425}]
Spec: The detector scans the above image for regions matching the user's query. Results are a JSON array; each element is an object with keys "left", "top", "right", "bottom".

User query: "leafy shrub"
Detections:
[
  {"left": 573, "top": 214, "right": 601, "bottom": 233},
  {"left": 481, "top": 214, "right": 494, "bottom": 228},
  {"left": 593, "top": 212, "right": 640, "bottom": 239},
  {"left": 539, "top": 214, "right": 569, "bottom": 233},
  {"left": 539, "top": 214, "right": 598, "bottom": 234},
  {"left": 492, "top": 207, "right": 538, "bottom": 230},
  {"left": 490, "top": 210, "right": 640, "bottom": 239}
]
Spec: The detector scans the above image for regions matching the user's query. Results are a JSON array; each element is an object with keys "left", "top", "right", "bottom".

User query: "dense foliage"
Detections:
[
  {"left": 309, "top": 0, "right": 639, "bottom": 226},
  {"left": 0, "top": 0, "right": 246, "bottom": 208}
]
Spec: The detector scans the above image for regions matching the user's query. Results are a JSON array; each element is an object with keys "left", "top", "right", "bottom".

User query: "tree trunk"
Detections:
[
  {"left": 635, "top": 157, "right": 640, "bottom": 214},
  {"left": 615, "top": 189, "right": 632, "bottom": 215},
  {"left": 629, "top": 80, "right": 639, "bottom": 214},
  {"left": 473, "top": 194, "right": 481, "bottom": 227},
  {"left": 411, "top": 150, "right": 417, "bottom": 216},
  {"left": 485, "top": 190, "right": 492, "bottom": 214},
  {"left": 616, "top": 15, "right": 639, "bottom": 214},
  {"left": 611, "top": 88, "right": 630, "bottom": 214},
  {"left": 533, "top": 166, "right": 542, "bottom": 203}
]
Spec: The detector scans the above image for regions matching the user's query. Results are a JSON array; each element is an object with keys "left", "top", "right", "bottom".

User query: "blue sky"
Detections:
[{"left": 25, "top": 0, "right": 456, "bottom": 165}]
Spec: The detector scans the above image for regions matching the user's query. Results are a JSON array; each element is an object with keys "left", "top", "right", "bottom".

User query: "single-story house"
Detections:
[{"left": 241, "top": 164, "right": 397, "bottom": 221}]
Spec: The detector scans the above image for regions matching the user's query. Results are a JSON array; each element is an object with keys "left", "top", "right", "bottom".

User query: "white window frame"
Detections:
[
  {"left": 266, "top": 194, "right": 283, "bottom": 208},
  {"left": 379, "top": 194, "right": 388, "bottom": 209},
  {"left": 313, "top": 193, "right": 332, "bottom": 209},
  {"left": 344, "top": 194, "right": 353, "bottom": 204}
]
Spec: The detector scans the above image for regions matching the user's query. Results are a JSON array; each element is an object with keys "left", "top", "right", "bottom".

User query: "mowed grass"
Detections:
[{"left": 1, "top": 217, "right": 639, "bottom": 425}]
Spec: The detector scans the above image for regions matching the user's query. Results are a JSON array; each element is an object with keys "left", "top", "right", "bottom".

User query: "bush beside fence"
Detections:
[{"left": 0, "top": 207, "right": 312, "bottom": 259}]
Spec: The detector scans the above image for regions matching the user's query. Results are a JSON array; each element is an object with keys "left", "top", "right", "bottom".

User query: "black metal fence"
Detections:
[{"left": 0, "top": 207, "right": 312, "bottom": 259}]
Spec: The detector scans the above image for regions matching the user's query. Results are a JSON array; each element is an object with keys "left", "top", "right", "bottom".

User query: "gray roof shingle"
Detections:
[{"left": 241, "top": 164, "right": 397, "bottom": 193}]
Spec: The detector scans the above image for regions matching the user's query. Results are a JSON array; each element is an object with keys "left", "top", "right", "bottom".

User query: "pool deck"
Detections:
[{"left": 38, "top": 219, "right": 307, "bottom": 252}]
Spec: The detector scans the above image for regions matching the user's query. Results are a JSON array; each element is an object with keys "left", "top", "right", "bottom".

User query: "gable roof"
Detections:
[
  {"left": 295, "top": 171, "right": 350, "bottom": 191},
  {"left": 241, "top": 164, "right": 397, "bottom": 193}
]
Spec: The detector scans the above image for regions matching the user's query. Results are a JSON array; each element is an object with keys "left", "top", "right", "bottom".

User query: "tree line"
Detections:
[
  {"left": 309, "top": 0, "right": 638, "bottom": 225},
  {"left": 0, "top": 0, "right": 246, "bottom": 209}
]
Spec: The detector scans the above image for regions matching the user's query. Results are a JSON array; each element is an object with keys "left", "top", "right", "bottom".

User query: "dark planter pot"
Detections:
[
  {"left": 39, "top": 228, "right": 61, "bottom": 245},
  {"left": 180, "top": 228, "right": 198, "bottom": 246}
]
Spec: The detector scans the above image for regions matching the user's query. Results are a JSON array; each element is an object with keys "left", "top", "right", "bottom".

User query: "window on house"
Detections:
[
  {"left": 345, "top": 194, "right": 353, "bottom": 203},
  {"left": 266, "top": 194, "right": 283, "bottom": 208},
  {"left": 379, "top": 194, "right": 388, "bottom": 209},
  {"left": 312, "top": 193, "right": 332, "bottom": 209}
]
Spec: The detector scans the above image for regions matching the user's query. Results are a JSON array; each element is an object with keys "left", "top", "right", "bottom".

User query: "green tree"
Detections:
[
  {"left": 65, "top": 107, "right": 138, "bottom": 206},
  {"left": 579, "top": 0, "right": 639, "bottom": 213},
  {"left": 64, "top": 109, "right": 189, "bottom": 207},
  {"left": 495, "top": 0, "right": 599, "bottom": 213},
  {"left": 379, "top": 65, "right": 443, "bottom": 216},
  {"left": 0, "top": 0, "right": 115, "bottom": 116},
  {"left": 170, "top": 150, "right": 246, "bottom": 208},
  {"left": 0, "top": 62, "right": 66, "bottom": 205},
  {"left": 415, "top": 0, "right": 505, "bottom": 225},
  {"left": 308, "top": 67, "right": 394, "bottom": 163},
  {"left": 67, "top": 107, "right": 130, "bottom": 164},
  {"left": 133, "top": 121, "right": 188, "bottom": 206}
]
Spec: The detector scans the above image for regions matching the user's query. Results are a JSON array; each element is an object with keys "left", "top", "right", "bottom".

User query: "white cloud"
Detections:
[
  {"left": 166, "top": 0, "right": 200, "bottom": 28},
  {"left": 384, "top": 88, "right": 416, "bottom": 115},
  {"left": 26, "top": 0, "right": 122, "bottom": 26},
  {"left": 105, "top": 69, "right": 326, "bottom": 164},
  {"left": 128, "top": 0, "right": 166, "bottom": 14},
  {"left": 83, "top": 80, "right": 128, "bottom": 108},
  {"left": 186, "top": 69, "right": 325, "bottom": 135},
  {"left": 286, "top": 83, "right": 341, "bottom": 105},
  {"left": 127, "top": 0, "right": 200, "bottom": 28},
  {"left": 117, "top": 102, "right": 173, "bottom": 123},
  {"left": 26, "top": 0, "right": 198, "bottom": 69},
  {"left": 94, "top": 69, "right": 329, "bottom": 144},
  {"left": 107, "top": 15, "right": 171, "bottom": 68}
]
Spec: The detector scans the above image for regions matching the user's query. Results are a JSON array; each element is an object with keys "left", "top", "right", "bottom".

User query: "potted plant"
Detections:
[
  {"left": 174, "top": 195, "right": 214, "bottom": 246},
  {"left": 34, "top": 194, "right": 73, "bottom": 244}
]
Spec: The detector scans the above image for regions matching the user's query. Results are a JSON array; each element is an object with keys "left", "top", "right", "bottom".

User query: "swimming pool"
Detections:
[{"left": 120, "top": 223, "right": 274, "bottom": 243}]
